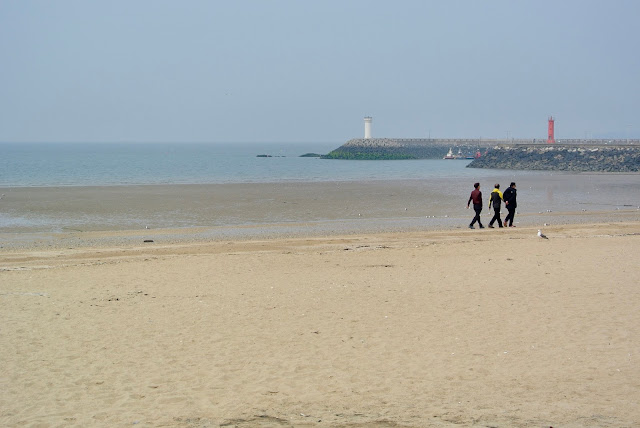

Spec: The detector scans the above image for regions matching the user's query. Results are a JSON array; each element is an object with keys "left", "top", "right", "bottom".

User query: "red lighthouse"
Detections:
[{"left": 547, "top": 116, "right": 555, "bottom": 143}]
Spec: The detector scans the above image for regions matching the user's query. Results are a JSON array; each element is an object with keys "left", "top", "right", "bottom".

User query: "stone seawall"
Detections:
[
  {"left": 322, "top": 138, "right": 495, "bottom": 160},
  {"left": 322, "top": 139, "right": 640, "bottom": 169},
  {"left": 467, "top": 145, "right": 640, "bottom": 172}
]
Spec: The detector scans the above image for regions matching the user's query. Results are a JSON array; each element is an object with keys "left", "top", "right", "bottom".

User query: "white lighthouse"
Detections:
[{"left": 364, "top": 116, "right": 372, "bottom": 139}]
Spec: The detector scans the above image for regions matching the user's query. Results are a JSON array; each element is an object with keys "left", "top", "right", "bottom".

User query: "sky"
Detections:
[{"left": 1, "top": 0, "right": 639, "bottom": 143}]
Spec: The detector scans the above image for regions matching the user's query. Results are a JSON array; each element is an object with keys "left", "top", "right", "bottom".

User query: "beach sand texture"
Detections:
[{"left": 2, "top": 222, "right": 640, "bottom": 427}]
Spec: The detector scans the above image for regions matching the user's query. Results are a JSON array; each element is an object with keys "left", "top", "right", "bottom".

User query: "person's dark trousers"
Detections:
[
  {"left": 470, "top": 204, "right": 483, "bottom": 227},
  {"left": 489, "top": 206, "right": 503, "bottom": 227},
  {"left": 504, "top": 206, "right": 516, "bottom": 226}
]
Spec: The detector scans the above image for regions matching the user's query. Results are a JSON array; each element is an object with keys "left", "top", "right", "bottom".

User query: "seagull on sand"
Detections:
[{"left": 538, "top": 229, "right": 548, "bottom": 239}]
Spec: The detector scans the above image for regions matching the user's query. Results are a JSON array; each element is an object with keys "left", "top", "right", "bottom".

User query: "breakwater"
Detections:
[
  {"left": 468, "top": 144, "right": 640, "bottom": 172},
  {"left": 322, "top": 138, "right": 498, "bottom": 160},
  {"left": 322, "top": 138, "right": 640, "bottom": 160},
  {"left": 323, "top": 138, "right": 640, "bottom": 172}
]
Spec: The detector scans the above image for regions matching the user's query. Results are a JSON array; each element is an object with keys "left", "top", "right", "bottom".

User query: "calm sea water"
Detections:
[{"left": 2, "top": 142, "right": 516, "bottom": 187}]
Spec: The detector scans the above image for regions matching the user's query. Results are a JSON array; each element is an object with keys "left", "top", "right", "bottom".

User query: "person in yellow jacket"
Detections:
[{"left": 488, "top": 183, "right": 503, "bottom": 228}]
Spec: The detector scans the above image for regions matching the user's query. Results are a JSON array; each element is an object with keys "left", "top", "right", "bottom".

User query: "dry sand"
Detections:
[{"left": 2, "top": 222, "right": 640, "bottom": 427}]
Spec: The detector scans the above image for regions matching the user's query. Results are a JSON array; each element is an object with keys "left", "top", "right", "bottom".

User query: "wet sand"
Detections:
[
  {"left": 1, "top": 222, "right": 640, "bottom": 427},
  {"left": 1, "top": 176, "right": 639, "bottom": 249}
]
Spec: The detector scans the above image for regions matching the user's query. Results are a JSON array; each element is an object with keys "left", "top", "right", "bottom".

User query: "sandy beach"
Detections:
[{"left": 2, "top": 220, "right": 640, "bottom": 427}]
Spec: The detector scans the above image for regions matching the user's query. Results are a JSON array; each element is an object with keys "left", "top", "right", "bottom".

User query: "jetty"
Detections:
[
  {"left": 322, "top": 138, "right": 640, "bottom": 171},
  {"left": 468, "top": 142, "right": 640, "bottom": 172},
  {"left": 322, "top": 116, "right": 640, "bottom": 170}
]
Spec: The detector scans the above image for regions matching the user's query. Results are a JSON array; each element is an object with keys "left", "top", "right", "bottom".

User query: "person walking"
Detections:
[
  {"left": 503, "top": 182, "right": 517, "bottom": 227},
  {"left": 488, "top": 183, "right": 503, "bottom": 228},
  {"left": 467, "top": 182, "right": 484, "bottom": 229}
]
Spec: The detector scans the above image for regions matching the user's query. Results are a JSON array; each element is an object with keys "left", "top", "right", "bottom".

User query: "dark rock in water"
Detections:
[
  {"left": 256, "top": 154, "right": 272, "bottom": 157},
  {"left": 143, "top": 240, "right": 154, "bottom": 243}
]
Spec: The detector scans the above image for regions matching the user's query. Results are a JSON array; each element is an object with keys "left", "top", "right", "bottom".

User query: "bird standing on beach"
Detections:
[{"left": 538, "top": 229, "right": 548, "bottom": 239}]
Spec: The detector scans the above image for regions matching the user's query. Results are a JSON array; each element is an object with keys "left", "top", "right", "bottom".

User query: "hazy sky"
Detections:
[{"left": 1, "top": 0, "right": 638, "bottom": 143}]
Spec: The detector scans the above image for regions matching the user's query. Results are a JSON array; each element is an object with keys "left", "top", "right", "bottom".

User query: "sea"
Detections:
[{"left": 2, "top": 141, "right": 519, "bottom": 187}]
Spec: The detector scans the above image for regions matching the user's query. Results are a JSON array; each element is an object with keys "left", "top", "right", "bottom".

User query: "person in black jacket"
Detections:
[{"left": 503, "top": 182, "right": 517, "bottom": 227}]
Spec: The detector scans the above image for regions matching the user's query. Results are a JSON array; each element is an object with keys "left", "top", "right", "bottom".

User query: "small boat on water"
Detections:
[{"left": 443, "top": 148, "right": 456, "bottom": 159}]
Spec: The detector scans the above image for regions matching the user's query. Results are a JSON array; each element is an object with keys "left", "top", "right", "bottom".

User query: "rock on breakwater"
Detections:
[
  {"left": 322, "top": 138, "right": 494, "bottom": 160},
  {"left": 467, "top": 144, "right": 640, "bottom": 172}
]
